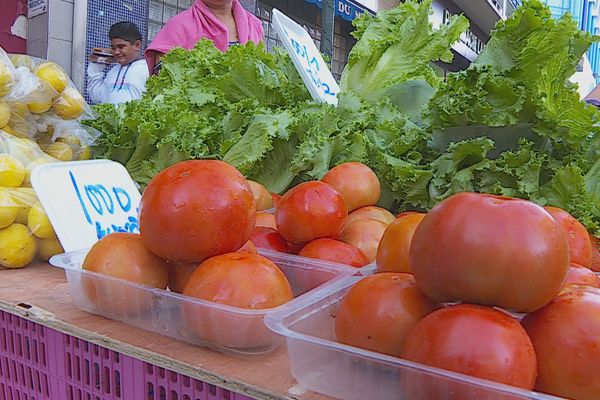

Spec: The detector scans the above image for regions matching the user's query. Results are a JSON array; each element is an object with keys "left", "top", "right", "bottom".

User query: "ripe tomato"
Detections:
[
  {"left": 401, "top": 304, "right": 537, "bottom": 400},
  {"left": 522, "top": 286, "right": 600, "bottom": 400},
  {"left": 248, "top": 180, "right": 273, "bottom": 211},
  {"left": 396, "top": 211, "right": 420, "bottom": 219},
  {"left": 275, "top": 181, "right": 347, "bottom": 244},
  {"left": 545, "top": 206, "right": 593, "bottom": 267},
  {"left": 168, "top": 262, "right": 198, "bottom": 294},
  {"left": 299, "top": 238, "right": 369, "bottom": 267},
  {"left": 139, "top": 160, "right": 256, "bottom": 262},
  {"left": 410, "top": 193, "right": 569, "bottom": 313},
  {"left": 183, "top": 252, "right": 293, "bottom": 349},
  {"left": 271, "top": 193, "right": 281, "bottom": 206},
  {"left": 250, "top": 227, "right": 292, "bottom": 253},
  {"left": 83, "top": 233, "right": 169, "bottom": 316},
  {"left": 376, "top": 213, "right": 425, "bottom": 273},
  {"left": 589, "top": 234, "right": 600, "bottom": 272},
  {"left": 561, "top": 263, "right": 600, "bottom": 290},
  {"left": 335, "top": 273, "right": 440, "bottom": 357},
  {"left": 237, "top": 240, "right": 257, "bottom": 254},
  {"left": 339, "top": 218, "right": 387, "bottom": 262},
  {"left": 321, "top": 162, "right": 380, "bottom": 212},
  {"left": 346, "top": 206, "right": 395, "bottom": 227},
  {"left": 255, "top": 211, "right": 276, "bottom": 229}
]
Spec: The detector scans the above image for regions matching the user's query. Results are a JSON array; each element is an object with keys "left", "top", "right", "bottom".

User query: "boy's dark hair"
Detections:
[{"left": 109, "top": 22, "right": 142, "bottom": 44}]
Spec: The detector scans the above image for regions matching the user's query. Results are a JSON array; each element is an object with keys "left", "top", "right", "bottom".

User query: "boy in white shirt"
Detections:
[{"left": 87, "top": 22, "right": 149, "bottom": 104}]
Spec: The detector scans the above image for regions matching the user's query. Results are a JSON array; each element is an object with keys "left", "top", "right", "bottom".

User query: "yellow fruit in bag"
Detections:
[
  {"left": 0, "top": 191, "right": 18, "bottom": 229},
  {"left": 79, "top": 145, "right": 92, "bottom": 160},
  {"left": 57, "top": 134, "right": 81, "bottom": 147},
  {"left": 35, "top": 62, "right": 68, "bottom": 93},
  {"left": 54, "top": 88, "right": 85, "bottom": 120},
  {"left": 41, "top": 142, "right": 73, "bottom": 161},
  {"left": 15, "top": 207, "right": 29, "bottom": 224},
  {"left": 24, "top": 159, "right": 52, "bottom": 186},
  {"left": 0, "top": 102, "right": 9, "bottom": 128},
  {"left": 28, "top": 99, "right": 53, "bottom": 114},
  {"left": 10, "top": 54, "right": 35, "bottom": 71},
  {"left": 28, "top": 202, "right": 55, "bottom": 239},
  {"left": 0, "top": 223, "right": 37, "bottom": 268},
  {"left": 0, "top": 62, "right": 14, "bottom": 97},
  {"left": 0, "top": 155, "right": 26, "bottom": 187},
  {"left": 37, "top": 236, "right": 63, "bottom": 262}
]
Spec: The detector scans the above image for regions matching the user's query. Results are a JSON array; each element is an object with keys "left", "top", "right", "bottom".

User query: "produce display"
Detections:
[{"left": 0, "top": 48, "right": 96, "bottom": 269}]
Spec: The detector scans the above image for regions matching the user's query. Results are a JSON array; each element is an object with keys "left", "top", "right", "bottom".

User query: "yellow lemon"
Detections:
[
  {"left": 28, "top": 99, "right": 53, "bottom": 114},
  {"left": 53, "top": 88, "right": 85, "bottom": 120},
  {"left": 0, "top": 155, "right": 25, "bottom": 187},
  {"left": 37, "top": 236, "right": 63, "bottom": 262},
  {"left": 57, "top": 134, "right": 81, "bottom": 147},
  {"left": 28, "top": 202, "right": 55, "bottom": 239},
  {"left": 10, "top": 102, "right": 30, "bottom": 118},
  {"left": 10, "top": 55, "right": 35, "bottom": 71},
  {"left": 40, "top": 142, "right": 73, "bottom": 161},
  {"left": 0, "top": 224, "right": 37, "bottom": 268},
  {"left": 0, "top": 62, "right": 14, "bottom": 97},
  {"left": 23, "top": 158, "right": 51, "bottom": 186},
  {"left": 0, "top": 191, "right": 18, "bottom": 228},
  {"left": 35, "top": 62, "right": 68, "bottom": 93},
  {"left": 78, "top": 145, "right": 92, "bottom": 160},
  {"left": 15, "top": 207, "right": 29, "bottom": 224},
  {"left": 0, "top": 102, "right": 10, "bottom": 128}
]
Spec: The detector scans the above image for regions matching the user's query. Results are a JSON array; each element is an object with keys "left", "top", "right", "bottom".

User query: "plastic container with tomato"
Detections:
[
  {"left": 50, "top": 248, "right": 357, "bottom": 357},
  {"left": 264, "top": 275, "right": 563, "bottom": 400}
]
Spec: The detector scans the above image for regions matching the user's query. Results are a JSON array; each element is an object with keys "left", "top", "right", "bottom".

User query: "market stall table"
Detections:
[{"left": 0, "top": 263, "right": 331, "bottom": 400}]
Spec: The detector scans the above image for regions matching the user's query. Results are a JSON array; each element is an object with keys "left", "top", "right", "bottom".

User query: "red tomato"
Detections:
[
  {"left": 255, "top": 211, "right": 276, "bottom": 229},
  {"left": 522, "top": 286, "right": 600, "bottom": 400},
  {"left": 376, "top": 213, "right": 425, "bottom": 273},
  {"left": 248, "top": 180, "right": 273, "bottom": 211},
  {"left": 321, "top": 162, "right": 381, "bottom": 212},
  {"left": 250, "top": 227, "right": 292, "bottom": 253},
  {"left": 275, "top": 181, "right": 347, "bottom": 244},
  {"left": 346, "top": 206, "right": 395, "bottom": 226},
  {"left": 83, "top": 233, "right": 169, "bottom": 316},
  {"left": 139, "top": 160, "right": 256, "bottom": 262},
  {"left": 545, "top": 206, "right": 593, "bottom": 267},
  {"left": 339, "top": 218, "right": 387, "bottom": 263},
  {"left": 271, "top": 193, "right": 281, "bottom": 207},
  {"left": 589, "top": 234, "right": 600, "bottom": 272},
  {"left": 183, "top": 252, "right": 293, "bottom": 349},
  {"left": 401, "top": 304, "right": 537, "bottom": 399},
  {"left": 561, "top": 263, "right": 600, "bottom": 290},
  {"left": 286, "top": 241, "right": 304, "bottom": 255},
  {"left": 396, "top": 211, "right": 420, "bottom": 219},
  {"left": 410, "top": 193, "right": 569, "bottom": 313},
  {"left": 335, "top": 273, "right": 440, "bottom": 357},
  {"left": 168, "top": 262, "right": 198, "bottom": 294},
  {"left": 299, "top": 238, "right": 369, "bottom": 267}
]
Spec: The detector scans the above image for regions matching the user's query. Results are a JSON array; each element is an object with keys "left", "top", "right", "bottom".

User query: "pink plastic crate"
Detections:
[{"left": 0, "top": 311, "right": 254, "bottom": 400}]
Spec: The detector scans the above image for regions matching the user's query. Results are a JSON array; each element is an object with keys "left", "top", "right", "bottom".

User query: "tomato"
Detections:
[
  {"left": 522, "top": 286, "right": 600, "bottom": 400},
  {"left": 561, "top": 263, "right": 600, "bottom": 290},
  {"left": 401, "top": 304, "right": 537, "bottom": 400},
  {"left": 545, "top": 206, "right": 593, "bottom": 267},
  {"left": 321, "top": 162, "right": 380, "bottom": 212},
  {"left": 255, "top": 211, "right": 276, "bottom": 229},
  {"left": 248, "top": 180, "right": 273, "bottom": 211},
  {"left": 286, "top": 241, "right": 304, "bottom": 255},
  {"left": 183, "top": 252, "right": 293, "bottom": 349},
  {"left": 168, "top": 262, "right": 198, "bottom": 294},
  {"left": 346, "top": 206, "right": 395, "bottom": 227},
  {"left": 396, "top": 211, "right": 420, "bottom": 219},
  {"left": 339, "top": 218, "right": 387, "bottom": 262},
  {"left": 299, "top": 238, "right": 369, "bottom": 267},
  {"left": 589, "top": 234, "right": 600, "bottom": 272},
  {"left": 139, "top": 160, "right": 256, "bottom": 262},
  {"left": 237, "top": 240, "right": 257, "bottom": 254},
  {"left": 271, "top": 193, "right": 282, "bottom": 207},
  {"left": 250, "top": 227, "right": 292, "bottom": 254},
  {"left": 83, "top": 233, "right": 169, "bottom": 316},
  {"left": 335, "top": 273, "right": 440, "bottom": 357},
  {"left": 376, "top": 213, "right": 425, "bottom": 273},
  {"left": 410, "top": 193, "right": 569, "bottom": 313},
  {"left": 275, "top": 181, "right": 347, "bottom": 244}
]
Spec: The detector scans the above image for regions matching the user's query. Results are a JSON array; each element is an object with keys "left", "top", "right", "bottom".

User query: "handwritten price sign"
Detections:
[
  {"left": 31, "top": 160, "right": 141, "bottom": 253},
  {"left": 272, "top": 8, "right": 340, "bottom": 106}
]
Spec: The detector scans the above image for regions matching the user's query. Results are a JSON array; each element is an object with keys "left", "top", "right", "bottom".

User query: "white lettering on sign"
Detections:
[
  {"left": 28, "top": 0, "right": 48, "bottom": 18},
  {"left": 272, "top": 8, "right": 340, "bottom": 106},
  {"left": 443, "top": 9, "right": 485, "bottom": 55},
  {"left": 31, "top": 160, "right": 141, "bottom": 253}
]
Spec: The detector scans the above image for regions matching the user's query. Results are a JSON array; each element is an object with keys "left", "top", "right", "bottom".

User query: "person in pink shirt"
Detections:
[{"left": 145, "top": 0, "right": 264, "bottom": 74}]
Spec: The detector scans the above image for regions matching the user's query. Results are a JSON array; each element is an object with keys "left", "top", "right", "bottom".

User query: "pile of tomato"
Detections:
[{"left": 80, "top": 158, "right": 600, "bottom": 399}]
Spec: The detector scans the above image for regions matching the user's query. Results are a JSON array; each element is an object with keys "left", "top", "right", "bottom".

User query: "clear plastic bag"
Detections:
[{"left": 0, "top": 48, "right": 16, "bottom": 98}]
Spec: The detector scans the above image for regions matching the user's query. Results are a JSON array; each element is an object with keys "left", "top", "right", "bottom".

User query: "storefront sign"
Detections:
[
  {"left": 28, "top": 0, "right": 48, "bottom": 18},
  {"left": 443, "top": 9, "right": 485, "bottom": 55},
  {"left": 304, "top": 0, "right": 374, "bottom": 22},
  {"left": 31, "top": 160, "right": 141, "bottom": 252},
  {"left": 273, "top": 9, "right": 339, "bottom": 105}
]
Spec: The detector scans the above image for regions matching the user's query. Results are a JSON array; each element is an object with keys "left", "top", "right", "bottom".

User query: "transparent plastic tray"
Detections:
[
  {"left": 50, "top": 248, "right": 357, "bottom": 357},
  {"left": 265, "top": 276, "right": 563, "bottom": 400}
]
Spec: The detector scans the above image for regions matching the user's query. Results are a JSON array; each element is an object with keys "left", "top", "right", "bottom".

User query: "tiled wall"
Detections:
[{"left": 48, "top": 0, "right": 74, "bottom": 74}]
